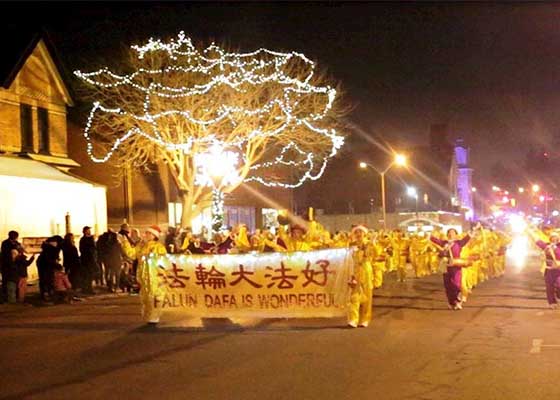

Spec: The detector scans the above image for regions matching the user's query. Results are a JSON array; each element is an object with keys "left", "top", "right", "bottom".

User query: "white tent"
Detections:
[{"left": 0, "top": 156, "right": 107, "bottom": 243}]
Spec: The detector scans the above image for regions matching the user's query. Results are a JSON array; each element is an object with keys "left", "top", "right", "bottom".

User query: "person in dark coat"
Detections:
[
  {"left": 36, "top": 235, "right": 63, "bottom": 301},
  {"left": 1, "top": 231, "right": 22, "bottom": 303},
  {"left": 62, "top": 233, "right": 81, "bottom": 289},
  {"left": 79, "top": 226, "right": 98, "bottom": 294},
  {"left": 104, "top": 231, "right": 122, "bottom": 292},
  {"left": 96, "top": 231, "right": 113, "bottom": 286}
]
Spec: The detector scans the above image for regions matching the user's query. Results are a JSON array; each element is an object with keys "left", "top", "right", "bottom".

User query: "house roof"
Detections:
[
  {"left": 0, "top": 27, "right": 74, "bottom": 105},
  {"left": 0, "top": 156, "right": 88, "bottom": 185}
]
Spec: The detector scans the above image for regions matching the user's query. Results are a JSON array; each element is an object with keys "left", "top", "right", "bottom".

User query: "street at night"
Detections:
[
  {"left": 1, "top": 255, "right": 558, "bottom": 400},
  {"left": 4, "top": 3, "right": 560, "bottom": 399}
]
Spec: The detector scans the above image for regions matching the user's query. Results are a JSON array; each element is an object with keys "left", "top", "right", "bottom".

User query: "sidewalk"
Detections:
[{"left": 0, "top": 282, "right": 137, "bottom": 309}]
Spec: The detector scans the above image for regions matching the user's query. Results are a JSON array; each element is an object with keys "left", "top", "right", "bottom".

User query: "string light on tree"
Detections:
[{"left": 74, "top": 32, "right": 346, "bottom": 226}]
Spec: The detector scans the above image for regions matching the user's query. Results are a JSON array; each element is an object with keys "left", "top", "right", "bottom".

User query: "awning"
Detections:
[{"left": 0, "top": 156, "right": 85, "bottom": 184}]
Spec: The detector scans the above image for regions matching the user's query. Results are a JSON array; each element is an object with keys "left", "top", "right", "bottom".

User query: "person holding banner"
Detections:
[
  {"left": 348, "top": 225, "right": 374, "bottom": 328},
  {"left": 136, "top": 226, "right": 167, "bottom": 324},
  {"left": 527, "top": 227, "right": 560, "bottom": 309}
]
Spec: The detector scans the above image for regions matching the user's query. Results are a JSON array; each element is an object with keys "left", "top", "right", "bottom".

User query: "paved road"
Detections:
[{"left": 1, "top": 256, "right": 559, "bottom": 400}]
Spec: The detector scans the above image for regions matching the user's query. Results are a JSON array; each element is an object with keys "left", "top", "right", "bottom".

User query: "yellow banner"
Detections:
[{"left": 140, "top": 248, "right": 354, "bottom": 318}]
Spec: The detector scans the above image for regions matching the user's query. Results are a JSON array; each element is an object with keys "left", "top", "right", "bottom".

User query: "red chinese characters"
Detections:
[
  {"left": 157, "top": 263, "right": 190, "bottom": 289},
  {"left": 264, "top": 262, "right": 298, "bottom": 289},
  {"left": 301, "top": 260, "right": 333, "bottom": 287},
  {"left": 195, "top": 264, "right": 227, "bottom": 290},
  {"left": 230, "top": 264, "right": 262, "bottom": 288}
]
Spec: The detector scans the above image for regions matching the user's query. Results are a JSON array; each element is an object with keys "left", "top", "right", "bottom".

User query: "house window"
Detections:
[
  {"left": 38, "top": 107, "right": 49, "bottom": 154},
  {"left": 20, "top": 104, "right": 33, "bottom": 152}
]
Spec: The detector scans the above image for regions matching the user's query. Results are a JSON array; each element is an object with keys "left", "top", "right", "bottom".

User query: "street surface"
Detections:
[{"left": 1, "top": 255, "right": 559, "bottom": 400}]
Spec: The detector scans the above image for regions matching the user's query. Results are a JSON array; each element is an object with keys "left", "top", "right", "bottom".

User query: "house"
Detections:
[{"left": 0, "top": 29, "right": 107, "bottom": 243}]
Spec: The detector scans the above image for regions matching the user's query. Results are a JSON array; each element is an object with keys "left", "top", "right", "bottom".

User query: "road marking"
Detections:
[{"left": 530, "top": 339, "right": 560, "bottom": 354}]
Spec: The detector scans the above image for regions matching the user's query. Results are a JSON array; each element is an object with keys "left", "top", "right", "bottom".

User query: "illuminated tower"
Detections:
[{"left": 452, "top": 139, "right": 474, "bottom": 219}]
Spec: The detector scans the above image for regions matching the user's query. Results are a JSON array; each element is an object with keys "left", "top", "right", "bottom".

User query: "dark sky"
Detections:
[{"left": 7, "top": 1, "right": 560, "bottom": 186}]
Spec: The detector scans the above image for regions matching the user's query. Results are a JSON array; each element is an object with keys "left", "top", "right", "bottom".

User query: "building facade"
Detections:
[{"left": 0, "top": 31, "right": 107, "bottom": 241}]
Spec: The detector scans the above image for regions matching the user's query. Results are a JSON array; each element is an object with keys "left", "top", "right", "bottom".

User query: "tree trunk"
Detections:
[{"left": 180, "top": 192, "right": 195, "bottom": 228}]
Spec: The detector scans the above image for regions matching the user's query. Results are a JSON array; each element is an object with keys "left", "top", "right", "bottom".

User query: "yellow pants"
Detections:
[
  {"left": 373, "top": 261, "right": 385, "bottom": 288},
  {"left": 348, "top": 263, "right": 373, "bottom": 326},
  {"left": 429, "top": 254, "right": 439, "bottom": 273},
  {"left": 397, "top": 255, "right": 407, "bottom": 281},
  {"left": 415, "top": 255, "right": 429, "bottom": 277}
]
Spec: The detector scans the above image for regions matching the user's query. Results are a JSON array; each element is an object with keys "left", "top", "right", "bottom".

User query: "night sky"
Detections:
[{"left": 7, "top": 2, "right": 560, "bottom": 196}]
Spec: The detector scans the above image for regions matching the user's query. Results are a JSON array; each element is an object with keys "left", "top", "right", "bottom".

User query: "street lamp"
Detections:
[
  {"left": 195, "top": 143, "right": 241, "bottom": 234},
  {"left": 360, "top": 153, "right": 407, "bottom": 229},
  {"left": 407, "top": 186, "right": 419, "bottom": 220}
]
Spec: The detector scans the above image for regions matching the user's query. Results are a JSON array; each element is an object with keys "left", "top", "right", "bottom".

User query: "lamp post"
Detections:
[
  {"left": 407, "top": 186, "right": 419, "bottom": 221},
  {"left": 195, "top": 143, "right": 241, "bottom": 234},
  {"left": 360, "top": 153, "right": 407, "bottom": 229}
]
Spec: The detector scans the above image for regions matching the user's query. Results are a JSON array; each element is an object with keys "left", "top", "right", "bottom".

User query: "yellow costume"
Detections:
[
  {"left": 348, "top": 236, "right": 374, "bottom": 327},
  {"left": 136, "top": 240, "right": 167, "bottom": 323},
  {"left": 371, "top": 238, "right": 387, "bottom": 289}
]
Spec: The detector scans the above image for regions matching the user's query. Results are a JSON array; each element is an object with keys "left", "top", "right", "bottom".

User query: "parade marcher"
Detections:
[
  {"left": 348, "top": 225, "right": 374, "bottom": 328},
  {"left": 528, "top": 227, "right": 560, "bottom": 309},
  {"left": 391, "top": 230, "right": 410, "bottom": 282},
  {"left": 62, "top": 233, "right": 81, "bottom": 289},
  {"left": 278, "top": 224, "right": 312, "bottom": 252},
  {"left": 430, "top": 225, "right": 478, "bottom": 310},
  {"left": 1, "top": 231, "right": 22, "bottom": 303},
  {"left": 371, "top": 232, "right": 388, "bottom": 289},
  {"left": 136, "top": 225, "right": 167, "bottom": 324},
  {"left": 79, "top": 226, "right": 98, "bottom": 294}
]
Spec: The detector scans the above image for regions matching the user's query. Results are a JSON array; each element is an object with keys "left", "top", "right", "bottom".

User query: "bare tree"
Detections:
[{"left": 75, "top": 32, "right": 347, "bottom": 227}]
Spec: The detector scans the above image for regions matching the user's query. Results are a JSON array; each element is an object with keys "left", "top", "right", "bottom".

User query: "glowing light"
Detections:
[
  {"left": 518, "top": 187, "right": 525, "bottom": 193},
  {"left": 395, "top": 154, "right": 407, "bottom": 167},
  {"left": 507, "top": 234, "right": 529, "bottom": 271},
  {"left": 553, "top": 210, "right": 560, "bottom": 217},
  {"left": 194, "top": 142, "right": 241, "bottom": 189},
  {"left": 74, "top": 31, "right": 344, "bottom": 189},
  {"left": 532, "top": 184, "right": 540, "bottom": 193},
  {"left": 492, "top": 185, "right": 500, "bottom": 192},
  {"left": 508, "top": 214, "right": 527, "bottom": 234},
  {"left": 502, "top": 196, "right": 509, "bottom": 203},
  {"left": 471, "top": 187, "right": 477, "bottom": 192},
  {"left": 407, "top": 186, "right": 418, "bottom": 198},
  {"left": 539, "top": 195, "right": 545, "bottom": 202},
  {"left": 359, "top": 161, "right": 367, "bottom": 169}
]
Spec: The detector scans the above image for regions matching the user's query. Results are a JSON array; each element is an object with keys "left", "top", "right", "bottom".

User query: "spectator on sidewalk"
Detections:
[
  {"left": 1, "top": 231, "right": 22, "bottom": 303},
  {"left": 14, "top": 249, "right": 34, "bottom": 304},
  {"left": 37, "top": 235, "right": 63, "bottom": 302},
  {"left": 105, "top": 231, "right": 123, "bottom": 293},
  {"left": 62, "top": 233, "right": 81, "bottom": 289},
  {"left": 79, "top": 226, "right": 98, "bottom": 294},
  {"left": 5, "top": 249, "right": 19, "bottom": 304},
  {"left": 53, "top": 263, "right": 73, "bottom": 303}
]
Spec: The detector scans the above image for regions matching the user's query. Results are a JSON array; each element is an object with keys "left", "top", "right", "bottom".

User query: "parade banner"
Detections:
[{"left": 141, "top": 248, "right": 354, "bottom": 318}]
